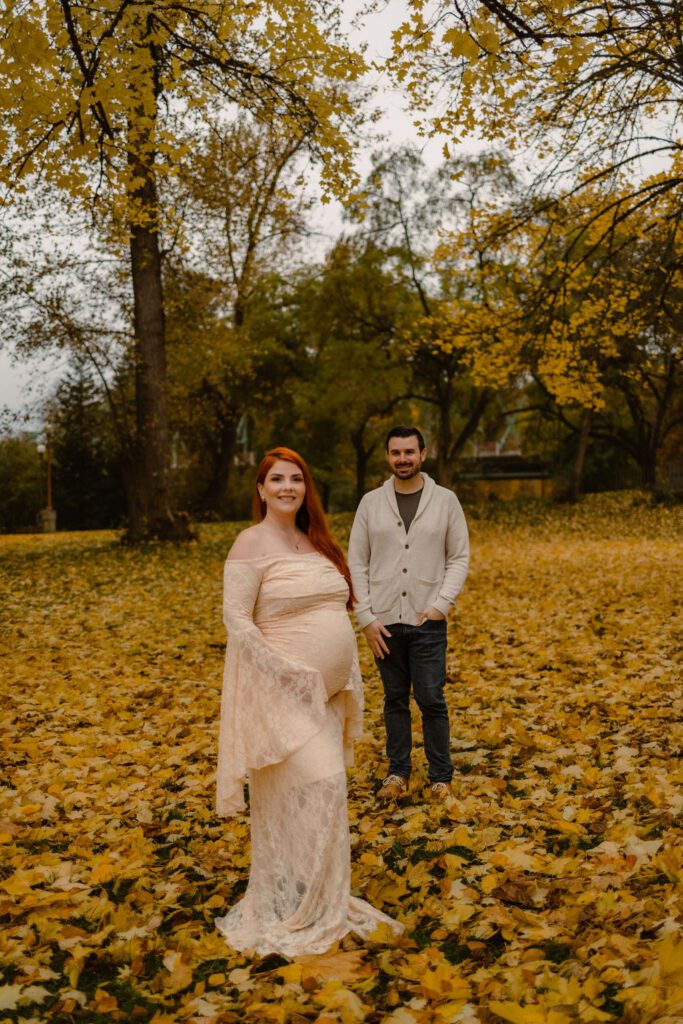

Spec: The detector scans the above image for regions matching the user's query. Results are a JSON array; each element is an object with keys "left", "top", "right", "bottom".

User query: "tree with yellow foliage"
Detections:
[
  {"left": 0, "top": 1, "right": 364, "bottom": 538},
  {"left": 392, "top": 0, "right": 681, "bottom": 219},
  {"left": 433, "top": 186, "right": 683, "bottom": 495},
  {"left": 391, "top": 0, "right": 683, "bottom": 378}
]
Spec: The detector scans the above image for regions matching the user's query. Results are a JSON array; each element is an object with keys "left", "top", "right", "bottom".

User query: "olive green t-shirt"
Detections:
[{"left": 395, "top": 486, "right": 423, "bottom": 533}]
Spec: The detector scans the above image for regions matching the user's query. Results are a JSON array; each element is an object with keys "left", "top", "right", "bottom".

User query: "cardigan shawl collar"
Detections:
[{"left": 381, "top": 472, "right": 435, "bottom": 527}]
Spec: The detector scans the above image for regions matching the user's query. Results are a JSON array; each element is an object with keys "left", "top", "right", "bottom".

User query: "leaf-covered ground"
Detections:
[{"left": 1, "top": 492, "right": 682, "bottom": 1024}]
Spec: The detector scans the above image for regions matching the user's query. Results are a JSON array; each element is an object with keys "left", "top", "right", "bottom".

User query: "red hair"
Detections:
[{"left": 253, "top": 447, "right": 355, "bottom": 609}]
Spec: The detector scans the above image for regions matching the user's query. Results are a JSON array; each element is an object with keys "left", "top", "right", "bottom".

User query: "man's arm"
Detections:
[
  {"left": 431, "top": 493, "right": 470, "bottom": 618},
  {"left": 347, "top": 496, "right": 376, "bottom": 629},
  {"left": 349, "top": 496, "right": 393, "bottom": 658}
]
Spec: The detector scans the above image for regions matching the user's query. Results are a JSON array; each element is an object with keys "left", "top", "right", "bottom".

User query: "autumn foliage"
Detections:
[{"left": 1, "top": 495, "right": 682, "bottom": 1022}]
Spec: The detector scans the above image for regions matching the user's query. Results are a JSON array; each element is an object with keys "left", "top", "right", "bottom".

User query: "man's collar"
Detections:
[
  {"left": 392, "top": 473, "right": 425, "bottom": 495},
  {"left": 382, "top": 473, "right": 434, "bottom": 518}
]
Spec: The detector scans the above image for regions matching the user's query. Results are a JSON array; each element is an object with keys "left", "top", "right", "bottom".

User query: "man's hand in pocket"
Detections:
[{"left": 417, "top": 607, "right": 446, "bottom": 625}]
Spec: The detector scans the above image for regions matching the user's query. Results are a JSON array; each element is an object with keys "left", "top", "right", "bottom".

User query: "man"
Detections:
[{"left": 348, "top": 426, "right": 469, "bottom": 802}]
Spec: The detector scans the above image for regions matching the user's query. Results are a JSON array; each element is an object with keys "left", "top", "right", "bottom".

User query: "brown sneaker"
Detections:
[
  {"left": 377, "top": 775, "right": 408, "bottom": 801},
  {"left": 430, "top": 781, "right": 454, "bottom": 801}
]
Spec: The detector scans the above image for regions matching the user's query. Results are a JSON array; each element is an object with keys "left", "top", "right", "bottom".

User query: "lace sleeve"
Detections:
[
  {"left": 216, "top": 560, "right": 328, "bottom": 817},
  {"left": 342, "top": 653, "right": 364, "bottom": 767}
]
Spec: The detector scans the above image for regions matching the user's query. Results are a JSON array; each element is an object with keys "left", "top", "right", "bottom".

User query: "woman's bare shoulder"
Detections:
[{"left": 226, "top": 525, "right": 269, "bottom": 561}]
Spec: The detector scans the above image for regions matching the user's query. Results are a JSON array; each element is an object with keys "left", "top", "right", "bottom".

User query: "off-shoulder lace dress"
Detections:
[{"left": 215, "top": 552, "right": 403, "bottom": 956}]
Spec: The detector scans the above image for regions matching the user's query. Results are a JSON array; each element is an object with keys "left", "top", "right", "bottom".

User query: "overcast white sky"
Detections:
[{"left": 2, "top": 0, "right": 446, "bottom": 419}]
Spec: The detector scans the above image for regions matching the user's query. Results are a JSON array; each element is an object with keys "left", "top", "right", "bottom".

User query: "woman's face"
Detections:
[{"left": 258, "top": 459, "right": 306, "bottom": 517}]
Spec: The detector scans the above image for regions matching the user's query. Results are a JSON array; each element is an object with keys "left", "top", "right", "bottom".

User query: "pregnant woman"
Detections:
[{"left": 215, "top": 447, "right": 402, "bottom": 957}]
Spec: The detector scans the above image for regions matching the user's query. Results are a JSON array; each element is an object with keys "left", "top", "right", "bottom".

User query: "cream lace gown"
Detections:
[{"left": 215, "top": 552, "right": 402, "bottom": 957}]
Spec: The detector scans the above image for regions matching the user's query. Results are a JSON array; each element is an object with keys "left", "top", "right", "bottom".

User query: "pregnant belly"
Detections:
[{"left": 260, "top": 608, "right": 356, "bottom": 700}]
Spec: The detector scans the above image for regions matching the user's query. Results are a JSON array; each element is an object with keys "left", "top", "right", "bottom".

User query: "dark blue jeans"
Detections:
[{"left": 375, "top": 619, "right": 453, "bottom": 783}]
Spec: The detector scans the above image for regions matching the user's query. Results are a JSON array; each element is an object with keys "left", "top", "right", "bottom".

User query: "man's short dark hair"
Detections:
[{"left": 385, "top": 426, "right": 426, "bottom": 451}]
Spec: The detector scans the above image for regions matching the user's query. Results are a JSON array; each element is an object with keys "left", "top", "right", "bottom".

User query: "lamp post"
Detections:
[{"left": 37, "top": 424, "right": 57, "bottom": 533}]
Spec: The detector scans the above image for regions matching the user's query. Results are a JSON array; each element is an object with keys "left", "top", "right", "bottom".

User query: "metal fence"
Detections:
[
  {"left": 661, "top": 462, "right": 683, "bottom": 490},
  {"left": 584, "top": 461, "right": 682, "bottom": 493}
]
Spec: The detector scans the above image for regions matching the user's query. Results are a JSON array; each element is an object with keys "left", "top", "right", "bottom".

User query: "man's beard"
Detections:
[{"left": 393, "top": 464, "right": 421, "bottom": 479}]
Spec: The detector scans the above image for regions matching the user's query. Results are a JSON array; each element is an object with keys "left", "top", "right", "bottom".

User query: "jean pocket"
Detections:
[{"left": 420, "top": 617, "right": 446, "bottom": 631}]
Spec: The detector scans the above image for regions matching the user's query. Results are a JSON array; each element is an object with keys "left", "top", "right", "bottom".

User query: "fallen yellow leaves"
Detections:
[
  {"left": 293, "top": 949, "right": 371, "bottom": 984},
  {"left": 1, "top": 493, "right": 682, "bottom": 1022}
]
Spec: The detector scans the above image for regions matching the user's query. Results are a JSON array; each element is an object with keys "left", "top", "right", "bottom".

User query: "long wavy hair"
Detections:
[{"left": 253, "top": 447, "right": 355, "bottom": 609}]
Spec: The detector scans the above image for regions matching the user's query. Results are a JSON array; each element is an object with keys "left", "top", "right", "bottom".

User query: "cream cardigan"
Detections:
[{"left": 348, "top": 473, "right": 470, "bottom": 628}]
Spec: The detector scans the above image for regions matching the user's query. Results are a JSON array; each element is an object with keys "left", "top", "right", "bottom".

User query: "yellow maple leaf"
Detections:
[
  {"left": 296, "top": 950, "right": 369, "bottom": 984},
  {"left": 315, "top": 984, "right": 368, "bottom": 1024},
  {"left": 489, "top": 1002, "right": 547, "bottom": 1023},
  {"left": 658, "top": 933, "right": 683, "bottom": 981},
  {"left": 161, "top": 951, "right": 193, "bottom": 994}
]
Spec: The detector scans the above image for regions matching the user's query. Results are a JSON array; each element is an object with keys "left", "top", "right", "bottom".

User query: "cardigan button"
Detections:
[
  {"left": 402, "top": 568, "right": 407, "bottom": 573},
  {"left": 401, "top": 591, "right": 406, "bottom": 596}
]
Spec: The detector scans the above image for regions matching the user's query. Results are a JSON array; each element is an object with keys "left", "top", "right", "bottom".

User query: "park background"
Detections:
[{"left": 1, "top": 2, "right": 682, "bottom": 1023}]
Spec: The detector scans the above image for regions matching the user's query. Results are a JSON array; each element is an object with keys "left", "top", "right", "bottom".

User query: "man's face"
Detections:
[{"left": 386, "top": 435, "right": 427, "bottom": 480}]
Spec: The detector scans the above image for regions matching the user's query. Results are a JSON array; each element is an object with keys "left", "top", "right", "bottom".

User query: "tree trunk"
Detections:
[
  {"left": 124, "top": 104, "right": 193, "bottom": 540},
  {"left": 435, "top": 398, "right": 453, "bottom": 487},
  {"left": 569, "top": 407, "right": 592, "bottom": 502},
  {"left": 447, "top": 387, "right": 493, "bottom": 489},
  {"left": 355, "top": 448, "right": 368, "bottom": 506},
  {"left": 640, "top": 451, "right": 657, "bottom": 489},
  {"left": 201, "top": 416, "right": 239, "bottom": 514},
  {"left": 351, "top": 427, "right": 370, "bottom": 505}
]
